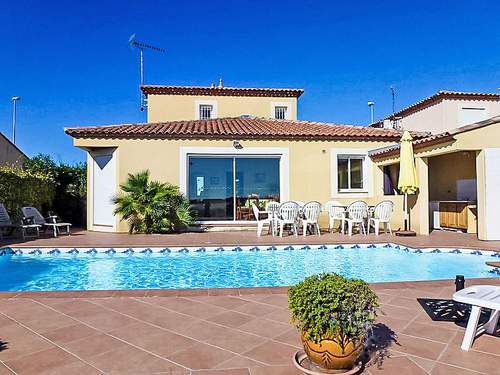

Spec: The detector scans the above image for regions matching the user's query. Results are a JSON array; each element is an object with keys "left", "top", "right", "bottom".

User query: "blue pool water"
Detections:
[{"left": 0, "top": 245, "right": 498, "bottom": 291}]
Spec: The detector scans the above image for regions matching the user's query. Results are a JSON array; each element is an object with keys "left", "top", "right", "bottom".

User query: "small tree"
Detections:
[{"left": 113, "top": 170, "right": 194, "bottom": 233}]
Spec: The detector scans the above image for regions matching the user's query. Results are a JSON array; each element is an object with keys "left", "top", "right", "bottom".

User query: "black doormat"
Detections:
[{"left": 417, "top": 298, "right": 492, "bottom": 326}]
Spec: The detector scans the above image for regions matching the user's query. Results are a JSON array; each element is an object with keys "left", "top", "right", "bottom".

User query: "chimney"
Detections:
[{"left": 218, "top": 78, "right": 223, "bottom": 88}]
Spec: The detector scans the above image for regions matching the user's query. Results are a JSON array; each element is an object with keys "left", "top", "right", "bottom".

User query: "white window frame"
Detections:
[
  {"left": 179, "top": 146, "right": 289, "bottom": 224},
  {"left": 270, "top": 102, "right": 292, "bottom": 120},
  {"left": 330, "top": 148, "right": 373, "bottom": 198},
  {"left": 195, "top": 100, "right": 218, "bottom": 120}
]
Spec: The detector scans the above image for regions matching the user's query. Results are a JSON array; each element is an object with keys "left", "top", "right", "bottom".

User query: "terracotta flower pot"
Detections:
[{"left": 301, "top": 333, "right": 364, "bottom": 371}]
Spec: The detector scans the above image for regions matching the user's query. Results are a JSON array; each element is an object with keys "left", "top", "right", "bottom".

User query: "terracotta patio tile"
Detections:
[
  {"left": 88, "top": 344, "right": 187, "bottom": 374},
  {"left": 272, "top": 328, "right": 302, "bottom": 348},
  {"left": 256, "top": 294, "right": 289, "bottom": 308},
  {"left": 22, "top": 312, "right": 78, "bottom": 334},
  {"left": 204, "top": 328, "right": 267, "bottom": 354},
  {"left": 192, "top": 369, "right": 250, "bottom": 375},
  {"left": 388, "top": 333, "right": 446, "bottom": 360},
  {"left": 108, "top": 323, "right": 197, "bottom": 356},
  {"left": 450, "top": 329, "right": 500, "bottom": 355},
  {"left": 407, "top": 355, "right": 436, "bottom": 373},
  {"left": 259, "top": 308, "right": 291, "bottom": 324},
  {"left": 59, "top": 300, "right": 108, "bottom": 317},
  {"left": 206, "top": 311, "right": 254, "bottom": 329},
  {"left": 231, "top": 301, "right": 279, "bottom": 317},
  {"left": 152, "top": 297, "right": 227, "bottom": 319},
  {"left": 77, "top": 310, "right": 138, "bottom": 332},
  {"left": 375, "top": 315, "right": 410, "bottom": 332},
  {"left": 412, "top": 311, "right": 464, "bottom": 331},
  {"left": 0, "top": 363, "right": 15, "bottom": 375},
  {"left": 42, "top": 323, "right": 98, "bottom": 344},
  {"left": 247, "top": 366, "right": 303, "bottom": 375},
  {"left": 402, "top": 321, "right": 457, "bottom": 343},
  {"left": 431, "top": 363, "right": 481, "bottom": 375},
  {"left": 175, "top": 320, "right": 236, "bottom": 341},
  {"left": 438, "top": 345, "right": 500, "bottom": 373},
  {"left": 0, "top": 323, "right": 55, "bottom": 361},
  {"left": 0, "top": 299, "right": 53, "bottom": 321},
  {"left": 214, "top": 355, "right": 264, "bottom": 369},
  {"left": 366, "top": 355, "right": 427, "bottom": 374},
  {"left": 238, "top": 318, "right": 291, "bottom": 338},
  {"left": 386, "top": 295, "right": 423, "bottom": 310},
  {"left": 38, "top": 361, "right": 103, "bottom": 375},
  {"left": 241, "top": 340, "right": 297, "bottom": 366},
  {"left": 4, "top": 347, "right": 80, "bottom": 374},
  {"left": 378, "top": 304, "right": 420, "bottom": 322},
  {"left": 193, "top": 296, "right": 249, "bottom": 310},
  {"left": 62, "top": 332, "right": 129, "bottom": 360},
  {"left": 136, "top": 308, "right": 199, "bottom": 331},
  {"left": 167, "top": 342, "right": 236, "bottom": 370}
]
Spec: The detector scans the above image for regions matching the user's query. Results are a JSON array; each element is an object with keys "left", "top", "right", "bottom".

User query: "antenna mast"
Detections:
[
  {"left": 390, "top": 85, "right": 396, "bottom": 116},
  {"left": 129, "top": 34, "right": 166, "bottom": 112}
]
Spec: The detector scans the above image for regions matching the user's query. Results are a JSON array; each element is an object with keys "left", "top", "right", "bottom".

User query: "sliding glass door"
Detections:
[{"left": 188, "top": 156, "right": 280, "bottom": 221}]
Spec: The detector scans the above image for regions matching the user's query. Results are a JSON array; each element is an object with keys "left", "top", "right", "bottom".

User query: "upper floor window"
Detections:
[
  {"left": 338, "top": 155, "right": 365, "bottom": 191},
  {"left": 274, "top": 106, "right": 288, "bottom": 120},
  {"left": 199, "top": 104, "right": 213, "bottom": 120}
]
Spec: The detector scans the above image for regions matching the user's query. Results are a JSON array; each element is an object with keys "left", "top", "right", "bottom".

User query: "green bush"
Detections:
[
  {"left": 23, "top": 154, "right": 87, "bottom": 226},
  {"left": 288, "top": 273, "right": 379, "bottom": 344},
  {"left": 113, "top": 170, "right": 194, "bottom": 233},
  {"left": 0, "top": 166, "right": 55, "bottom": 221}
]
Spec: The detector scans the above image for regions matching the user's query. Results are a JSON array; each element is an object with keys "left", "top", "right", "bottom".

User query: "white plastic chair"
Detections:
[
  {"left": 324, "top": 200, "right": 346, "bottom": 233},
  {"left": 277, "top": 201, "right": 299, "bottom": 237},
  {"left": 369, "top": 201, "right": 394, "bottom": 235},
  {"left": 453, "top": 285, "right": 500, "bottom": 351},
  {"left": 265, "top": 201, "right": 280, "bottom": 236},
  {"left": 342, "top": 201, "right": 368, "bottom": 236},
  {"left": 252, "top": 203, "right": 272, "bottom": 237},
  {"left": 301, "top": 201, "right": 321, "bottom": 236}
]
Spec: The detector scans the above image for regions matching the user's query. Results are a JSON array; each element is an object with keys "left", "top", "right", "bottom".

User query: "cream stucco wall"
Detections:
[
  {"left": 147, "top": 95, "right": 298, "bottom": 122},
  {"left": 398, "top": 99, "right": 500, "bottom": 134},
  {"left": 75, "top": 137, "right": 394, "bottom": 232}
]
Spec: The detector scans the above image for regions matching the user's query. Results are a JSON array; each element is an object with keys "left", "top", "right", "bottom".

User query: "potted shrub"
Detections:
[{"left": 288, "top": 273, "right": 379, "bottom": 372}]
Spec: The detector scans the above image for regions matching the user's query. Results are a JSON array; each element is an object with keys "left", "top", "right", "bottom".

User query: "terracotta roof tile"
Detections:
[
  {"left": 65, "top": 117, "right": 421, "bottom": 142},
  {"left": 141, "top": 85, "right": 304, "bottom": 98}
]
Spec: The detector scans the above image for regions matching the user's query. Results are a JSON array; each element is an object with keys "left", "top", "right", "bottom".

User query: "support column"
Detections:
[{"left": 413, "top": 157, "right": 429, "bottom": 235}]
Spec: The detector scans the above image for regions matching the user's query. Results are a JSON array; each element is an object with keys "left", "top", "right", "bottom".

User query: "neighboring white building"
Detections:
[{"left": 371, "top": 91, "right": 500, "bottom": 134}]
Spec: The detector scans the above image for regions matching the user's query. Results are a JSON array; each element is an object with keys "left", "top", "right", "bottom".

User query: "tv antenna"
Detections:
[
  {"left": 129, "top": 34, "right": 166, "bottom": 111},
  {"left": 389, "top": 85, "right": 396, "bottom": 116}
]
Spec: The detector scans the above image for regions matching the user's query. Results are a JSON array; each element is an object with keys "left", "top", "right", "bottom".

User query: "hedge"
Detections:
[{"left": 0, "top": 166, "right": 56, "bottom": 221}]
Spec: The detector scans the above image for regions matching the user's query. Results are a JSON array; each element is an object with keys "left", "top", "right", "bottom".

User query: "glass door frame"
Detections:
[{"left": 186, "top": 154, "right": 282, "bottom": 223}]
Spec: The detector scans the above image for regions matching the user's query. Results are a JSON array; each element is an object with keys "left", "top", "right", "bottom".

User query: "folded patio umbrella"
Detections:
[{"left": 397, "top": 131, "right": 419, "bottom": 235}]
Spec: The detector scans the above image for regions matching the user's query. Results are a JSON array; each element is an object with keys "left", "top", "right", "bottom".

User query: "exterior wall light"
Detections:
[{"left": 233, "top": 140, "right": 243, "bottom": 149}]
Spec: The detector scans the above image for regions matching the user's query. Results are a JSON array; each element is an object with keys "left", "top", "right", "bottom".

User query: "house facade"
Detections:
[
  {"left": 67, "top": 117, "right": 411, "bottom": 232},
  {"left": 371, "top": 91, "right": 500, "bottom": 134}
]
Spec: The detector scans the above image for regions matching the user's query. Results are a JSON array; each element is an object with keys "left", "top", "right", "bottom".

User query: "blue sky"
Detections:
[{"left": 1, "top": 0, "right": 499, "bottom": 163}]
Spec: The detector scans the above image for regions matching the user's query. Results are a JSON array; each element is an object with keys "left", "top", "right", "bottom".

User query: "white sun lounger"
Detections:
[
  {"left": 21, "top": 206, "right": 71, "bottom": 238},
  {"left": 0, "top": 203, "right": 41, "bottom": 240},
  {"left": 452, "top": 285, "right": 500, "bottom": 350}
]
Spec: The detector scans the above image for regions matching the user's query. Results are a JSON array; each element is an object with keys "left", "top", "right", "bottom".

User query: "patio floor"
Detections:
[
  {"left": 0, "top": 279, "right": 499, "bottom": 374},
  {"left": 3, "top": 228, "right": 500, "bottom": 252}
]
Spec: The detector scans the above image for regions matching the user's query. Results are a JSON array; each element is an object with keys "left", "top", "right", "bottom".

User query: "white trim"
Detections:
[
  {"left": 179, "top": 146, "right": 289, "bottom": 222},
  {"left": 270, "top": 101, "right": 292, "bottom": 120},
  {"left": 195, "top": 100, "right": 218, "bottom": 120},
  {"left": 330, "top": 148, "right": 373, "bottom": 199}
]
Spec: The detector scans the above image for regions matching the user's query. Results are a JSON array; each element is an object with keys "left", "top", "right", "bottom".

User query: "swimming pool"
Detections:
[{"left": 1, "top": 244, "right": 498, "bottom": 291}]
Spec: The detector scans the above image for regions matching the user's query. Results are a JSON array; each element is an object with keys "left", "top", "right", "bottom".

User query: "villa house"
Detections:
[{"left": 66, "top": 85, "right": 500, "bottom": 240}]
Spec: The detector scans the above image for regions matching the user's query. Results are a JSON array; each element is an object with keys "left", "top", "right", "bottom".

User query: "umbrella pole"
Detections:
[{"left": 404, "top": 193, "right": 408, "bottom": 231}]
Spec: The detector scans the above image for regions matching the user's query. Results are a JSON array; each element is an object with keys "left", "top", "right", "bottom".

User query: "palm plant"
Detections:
[{"left": 113, "top": 170, "right": 194, "bottom": 233}]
